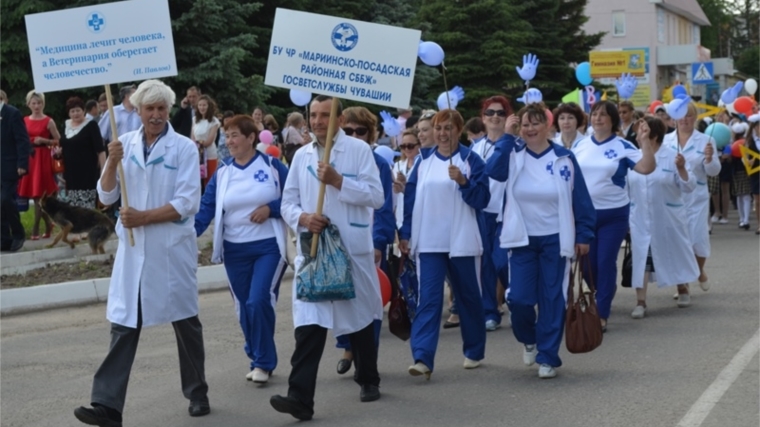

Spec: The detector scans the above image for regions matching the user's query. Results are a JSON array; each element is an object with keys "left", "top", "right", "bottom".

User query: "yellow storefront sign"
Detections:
[{"left": 590, "top": 50, "right": 646, "bottom": 78}]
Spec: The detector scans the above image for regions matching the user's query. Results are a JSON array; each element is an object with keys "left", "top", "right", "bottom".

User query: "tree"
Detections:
[
  {"left": 415, "top": 0, "right": 532, "bottom": 118},
  {"left": 512, "top": 0, "right": 604, "bottom": 106},
  {"left": 696, "top": 0, "right": 733, "bottom": 57},
  {"left": 736, "top": 45, "right": 760, "bottom": 77}
]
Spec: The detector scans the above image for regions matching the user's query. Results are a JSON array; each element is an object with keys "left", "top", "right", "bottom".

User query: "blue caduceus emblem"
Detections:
[
  {"left": 254, "top": 170, "right": 269, "bottom": 182},
  {"left": 87, "top": 12, "right": 106, "bottom": 34},
  {"left": 331, "top": 23, "right": 359, "bottom": 52}
]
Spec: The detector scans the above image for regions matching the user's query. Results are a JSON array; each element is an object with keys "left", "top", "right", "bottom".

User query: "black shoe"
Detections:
[
  {"left": 188, "top": 399, "right": 210, "bottom": 417},
  {"left": 74, "top": 406, "right": 122, "bottom": 427},
  {"left": 9, "top": 238, "right": 24, "bottom": 252},
  {"left": 270, "top": 395, "right": 313, "bottom": 421},
  {"left": 360, "top": 384, "right": 380, "bottom": 402},
  {"left": 336, "top": 358, "right": 352, "bottom": 375}
]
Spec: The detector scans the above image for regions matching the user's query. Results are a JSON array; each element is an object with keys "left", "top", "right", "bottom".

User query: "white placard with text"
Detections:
[
  {"left": 25, "top": 0, "right": 177, "bottom": 92},
  {"left": 265, "top": 8, "right": 421, "bottom": 109}
]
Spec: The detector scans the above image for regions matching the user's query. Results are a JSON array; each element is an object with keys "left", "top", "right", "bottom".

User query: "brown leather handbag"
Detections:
[
  {"left": 565, "top": 255, "right": 603, "bottom": 354},
  {"left": 387, "top": 253, "right": 411, "bottom": 341}
]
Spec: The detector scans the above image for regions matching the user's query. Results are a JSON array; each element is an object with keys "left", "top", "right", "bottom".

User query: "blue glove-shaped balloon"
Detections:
[
  {"left": 517, "top": 88, "right": 543, "bottom": 105},
  {"left": 616, "top": 73, "right": 638, "bottom": 100},
  {"left": 516, "top": 53, "right": 539, "bottom": 83},
  {"left": 436, "top": 86, "right": 466, "bottom": 110},
  {"left": 380, "top": 111, "right": 401, "bottom": 138},
  {"left": 721, "top": 81, "right": 744, "bottom": 105}
]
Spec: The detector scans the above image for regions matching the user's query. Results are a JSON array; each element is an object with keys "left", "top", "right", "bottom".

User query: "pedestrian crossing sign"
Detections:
[{"left": 692, "top": 62, "right": 714, "bottom": 84}]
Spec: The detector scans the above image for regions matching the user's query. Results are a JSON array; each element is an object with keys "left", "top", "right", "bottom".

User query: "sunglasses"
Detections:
[
  {"left": 343, "top": 127, "right": 368, "bottom": 136},
  {"left": 399, "top": 143, "right": 419, "bottom": 150},
  {"left": 484, "top": 109, "right": 507, "bottom": 117},
  {"left": 420, "top": 112, "right": 436, "bottom": 120}
]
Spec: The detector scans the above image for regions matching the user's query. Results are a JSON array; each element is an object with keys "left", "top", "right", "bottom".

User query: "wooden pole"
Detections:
[
  {"left": 309, "top": 97, "right": 341, "bottom": 257},
  {"left": 104, "top": 84, "right": 135, "bottom": 247}
]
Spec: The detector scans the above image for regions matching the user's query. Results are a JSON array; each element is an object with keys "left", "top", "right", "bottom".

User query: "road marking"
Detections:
[{"left": 676, "top": 329, "right": 760, "bottom": 427}]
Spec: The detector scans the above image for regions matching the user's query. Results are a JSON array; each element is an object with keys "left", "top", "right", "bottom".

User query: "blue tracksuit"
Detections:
[
  {"left": 336, "top": 152, "right": 395, "bottom": 351},
  {"left": 487, "top": 138, "right": 595, "bottom": 368},
  {"left": 400, "top": 146, "right": 490, "bottom": 370},
  {"left": 194, "top": 155, "right": 289, "bottom": 371}
]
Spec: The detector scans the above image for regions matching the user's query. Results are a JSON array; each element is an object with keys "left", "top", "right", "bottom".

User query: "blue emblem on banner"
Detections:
[
  {"left": 87, "top": 12, "right": 106, "bottom": 34},
  {"left": 331, "top": 23, "right": 359, "bottom": 52}
]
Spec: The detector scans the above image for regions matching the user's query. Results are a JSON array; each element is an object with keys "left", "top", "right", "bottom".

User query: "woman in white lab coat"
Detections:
[
  {"left": 663, "top": 103, "right": 720, "bottom": 291},
  {"left": 629, "top": 117, "right": 700, "bottom": 317}
]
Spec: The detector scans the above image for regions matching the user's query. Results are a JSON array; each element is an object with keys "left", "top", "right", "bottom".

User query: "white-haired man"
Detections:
[{"left": 74, "top": 79, "right": 209, "bottom": 427}]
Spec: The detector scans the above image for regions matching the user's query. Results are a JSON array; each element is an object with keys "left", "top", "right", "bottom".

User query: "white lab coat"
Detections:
[
  {"left": 97, "top": 124, "right": 201, "bottom": 328},
  {"left": 628, "top": 147, "right": 699, "bottom": 288},
  {"left": 663, "top": 130, "right": 720, "bottom": 257},
  {"left": 281, "top": 130, "right": 385, "bottom": 336}
]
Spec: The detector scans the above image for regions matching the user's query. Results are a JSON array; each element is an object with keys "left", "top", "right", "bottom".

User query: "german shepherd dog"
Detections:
[{"left": 39, "top": 194, "right": 115, "bottom": 254}]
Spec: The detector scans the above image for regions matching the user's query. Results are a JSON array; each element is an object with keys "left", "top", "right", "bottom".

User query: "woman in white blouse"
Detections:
[
  {"left": 552, "top": 102, "right": 586, "bottom": 149},
  {"left": 191, "top": 95, "right": 220, "bottom": 188}
]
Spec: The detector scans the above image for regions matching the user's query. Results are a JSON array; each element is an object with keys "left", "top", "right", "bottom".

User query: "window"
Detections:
[
  {"left": 693, "top": 24, "right": 700, "bottom": 45},
  {"left": 612, "top": 11, "right": 626, "bottom": 37},
  {"left": 657, "top": 8, "right": 665, "bottom": 43}
]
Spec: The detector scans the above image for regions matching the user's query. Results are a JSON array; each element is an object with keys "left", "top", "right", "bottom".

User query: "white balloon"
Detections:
[
  {"left": 437, "top": 91, "right": 458, "bottom": 110},
  {"left": 745, "top": 78, "right": 758, "bottom": 96},
  {"left": 289, "top": 89, "right": 311, "bottom": 107},
  {"left": 418, "top": 41, "right": 445, "bottom": 67}
]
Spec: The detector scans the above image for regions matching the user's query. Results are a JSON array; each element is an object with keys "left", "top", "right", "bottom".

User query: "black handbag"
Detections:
[
  {"left": 387, "top": 252, "right": 411, "bottom": 341},
  {"left": 620, "top": 233, "right": 632, "bottom": 288}
]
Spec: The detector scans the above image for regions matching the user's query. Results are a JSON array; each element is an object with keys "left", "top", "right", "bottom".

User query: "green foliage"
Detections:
[
  {"left": 736, "top": 45, "right": 760, "bottom": 77},
  {"left": 415, "top": 0, "right": 532, "bottom": 118}
]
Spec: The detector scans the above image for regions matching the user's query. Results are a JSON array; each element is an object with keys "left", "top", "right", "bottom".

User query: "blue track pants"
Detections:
[
  {"left": 223, "top": 238, "right": 286, "bottom": 372},
  {"left": 412, "top": 253, "right": 485, "bottom": 371},
  {"left": 584, "top": 205, "right": 629, "bottom": 320},
  {"left": 507, "top": 234, "right": 570, "bottom": 368}
]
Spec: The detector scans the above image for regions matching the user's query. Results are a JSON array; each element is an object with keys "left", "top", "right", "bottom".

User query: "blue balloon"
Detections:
[
  {"left": 672, "top": 85, "right": 688, "bottom": 99},
  {"left": 705, "top": 123, "right": 732, "bottom": 150},
  {"left": 575, "top": 62, "right": 593, "bottom": 86},
  {"left": 418, "top": 41, "right": 444, "bottom": 67}
]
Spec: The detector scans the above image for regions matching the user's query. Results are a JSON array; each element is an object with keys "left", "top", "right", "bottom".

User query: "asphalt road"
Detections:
[{"left": 1, "top": 221, "right": 758, "bottom": 427}]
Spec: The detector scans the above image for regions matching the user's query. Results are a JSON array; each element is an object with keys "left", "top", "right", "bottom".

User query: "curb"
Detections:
[{"left": 0, "top": 265, "right": 294, "bottom": 316}]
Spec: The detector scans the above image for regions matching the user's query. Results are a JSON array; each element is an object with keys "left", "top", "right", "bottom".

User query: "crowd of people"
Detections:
[{"left": 0, "top": 78, "right": 757, "bottom": 426}]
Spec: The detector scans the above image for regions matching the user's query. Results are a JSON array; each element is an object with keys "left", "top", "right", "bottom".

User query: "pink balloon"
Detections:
[
  {"left": 545, "top": 109, "right": 554, "bottom": 128},
  {"left": 259, "top": 130, "right": 274, "bottom": 145}
]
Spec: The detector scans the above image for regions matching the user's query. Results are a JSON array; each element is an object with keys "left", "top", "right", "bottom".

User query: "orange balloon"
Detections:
[
  {"left": 377, "top": 266, "right": 391, "bottom": 307},
  {"left": 731, "top": 140, "right": 745, "bottom": 158},
  {"left": 265, "top": 145, "right": 281, "bottom": 158},
  {"left": 734, "top": 97, "right": 755, "bottom": 115}
]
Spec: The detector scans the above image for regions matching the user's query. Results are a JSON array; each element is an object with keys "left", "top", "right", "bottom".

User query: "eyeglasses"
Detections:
[
  {"left": 420, "top": 112, "right": 436, "bottom": 120},
  {"left": 343, "top": 127, "right": 368, "bottom": 136},
  {"left": 484, "top": 109, "right": 507, "bottom": 117},
  {"left": 399, "top": 144, "right": 419, "bottom": 150}
]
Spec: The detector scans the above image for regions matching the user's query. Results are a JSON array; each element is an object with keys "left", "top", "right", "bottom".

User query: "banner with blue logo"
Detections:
[
  {"left": 25, "top": 0, "right": 177, "bottom": 92},
  {"left": 265, "top": 9, "right": 421, "bottom": 109}
]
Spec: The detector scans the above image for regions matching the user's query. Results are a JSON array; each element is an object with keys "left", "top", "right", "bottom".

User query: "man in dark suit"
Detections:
[
  {"left": 170, "top": 86, "right": 200, "bottom": 138},
  {"left": 0, "top": 90, "right": 31, "bottom": 252}
]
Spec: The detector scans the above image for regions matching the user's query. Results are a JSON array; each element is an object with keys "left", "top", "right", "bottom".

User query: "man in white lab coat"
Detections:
[
  {"left": 74, "top": 80, "right": 209, "bottom": 427},
  {"left": 270, "top": 96, "right": 385, "bottom": 421}
]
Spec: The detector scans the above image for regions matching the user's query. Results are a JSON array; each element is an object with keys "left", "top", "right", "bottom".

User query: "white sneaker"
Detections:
[
  {"left": 711, "top": 215, "right": 719, "bottom": 223},
  {"left": 463, "top": 357, "right": 481, "bottom": 369},
  {"left": 251, "top": 368, "right": 270, "bottom": 384},
  {"left": 485, "top": 319, "right": 501, "bottom": 331},
  {"left": 699, "top": 280, "right": 710, "bottom": 292},
  {"left": 631, "top": 305, "right": 646, "bottom": 319},
  {"left": 673, "top": 292, "right": 679, "bottom": 300},
  {"left": 677, "top": 293, "right": 691, "bottom": 308},
  {"left": 523, "top": 344, "right": 538, "bottom": 366},
  {"left": 408, "top": 362, "right": 432, "bottom": 379},
  {"left": 246, "top": 370, "right": 254, "bottom": 381},
  {"left": 718, "top": 218, "right": 729, "bottom": 224},
  {"left": 538, "top": 364, "right": 557, "bottom": 379}
]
